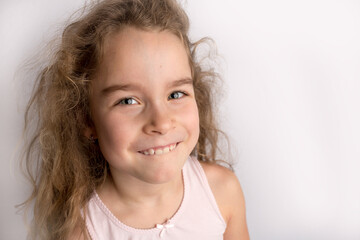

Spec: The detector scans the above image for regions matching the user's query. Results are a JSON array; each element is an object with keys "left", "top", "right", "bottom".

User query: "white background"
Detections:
[{"left": 1, "top": 0, "right": 359, "bottom": 239}]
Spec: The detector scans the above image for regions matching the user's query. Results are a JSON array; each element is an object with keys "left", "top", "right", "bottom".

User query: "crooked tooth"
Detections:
[
  {"left": 163, "top": 147, "right": 170, "bottom": 153},
  {"left": 170, "top": 144, "right": 175, "bottom": 151},
  {"left": 155, "top": 149, "right": 163, "bottom": 155},
  {"left": 149, "top": 149, "right": 155, "bottom": 155},
  {"left": 143, "top": 151, "right": 149, "bottom": 155}
]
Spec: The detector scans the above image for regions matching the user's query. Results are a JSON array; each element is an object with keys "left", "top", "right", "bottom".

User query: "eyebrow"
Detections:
[
  {"left": 169, "top": 77, "right": 193, "bottom": 88},
  {"left": 100, "top": 77, "right": 193, "bottom": 96},
  {"left": 101, "top": 83, "right": 134, "bottom": 96}
]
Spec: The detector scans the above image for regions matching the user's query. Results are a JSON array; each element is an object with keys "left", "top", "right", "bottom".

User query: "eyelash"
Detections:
[
  {"left": 117, "top": 98, "right": 139, "bottom": 105},
  {"left": 168, "top": 91, "right": 188, "bottom": 100},
  {"left": 115, "top": 91, "right": 188, "bottom": 106}
]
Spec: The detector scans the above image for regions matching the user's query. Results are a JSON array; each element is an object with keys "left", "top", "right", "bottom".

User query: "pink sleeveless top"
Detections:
[{"left": 84, "top": 156, "right": 226, "bottom": 239}]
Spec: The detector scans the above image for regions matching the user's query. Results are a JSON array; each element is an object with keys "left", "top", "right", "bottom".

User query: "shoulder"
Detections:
[
  {"left": 199, "top": 161, "right": 242, "bottom": 221},
  {"left": 200, "top": 161, "right": 250, "bottom": 240}
]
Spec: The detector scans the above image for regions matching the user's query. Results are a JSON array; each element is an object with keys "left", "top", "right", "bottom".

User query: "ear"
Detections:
[{"left": 84, "top": 125, "right": 98, "bottom": 139}]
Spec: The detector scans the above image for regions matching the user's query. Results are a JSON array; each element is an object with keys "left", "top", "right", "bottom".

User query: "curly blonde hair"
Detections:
[{"left": 22, "top": 0, "right": 227, "bottom": 239}]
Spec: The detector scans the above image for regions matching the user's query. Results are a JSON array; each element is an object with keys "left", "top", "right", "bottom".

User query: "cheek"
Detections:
[
  {"left": 183, "top": 102, "right": 200, "bottom": 139},
  {"left": 95, "top": 113, "right": 134, "bottom": 149}
]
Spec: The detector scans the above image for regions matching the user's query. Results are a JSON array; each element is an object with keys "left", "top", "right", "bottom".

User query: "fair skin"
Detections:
[{"left": 73, "top": 26, "right": 249, "bottom": 239}]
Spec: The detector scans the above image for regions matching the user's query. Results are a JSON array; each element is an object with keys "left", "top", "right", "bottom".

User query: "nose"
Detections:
[{"left": 143, "top": 103, "right": 174, "bottom": 135}]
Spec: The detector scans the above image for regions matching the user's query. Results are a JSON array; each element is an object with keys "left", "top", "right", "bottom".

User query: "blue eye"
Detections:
[
  {"left": 118, "top": 98, "right": 139, "bottom": 105},
  {"left": 168, "top": 91, "right": 186, "bottom": 100}
]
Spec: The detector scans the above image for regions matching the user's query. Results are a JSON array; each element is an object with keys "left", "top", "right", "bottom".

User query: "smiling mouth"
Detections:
[{"left": 139, "top": 143, "right": 178, "bottom": 156}]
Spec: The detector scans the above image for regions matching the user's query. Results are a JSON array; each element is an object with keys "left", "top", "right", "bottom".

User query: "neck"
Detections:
[{"left": 98, "top": 169, "right": 184, "bottom": 208}]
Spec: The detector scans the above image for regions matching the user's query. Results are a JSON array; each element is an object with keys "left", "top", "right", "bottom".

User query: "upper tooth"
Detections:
[
  {"left": 155, "top": 149, "right": 163, "bottom": 155},
  {"left": 163, "top": 147, "right": 170, "bottom": 153},
  {"left": 142, "top": 144, "right": 176, "bottom": 155}
]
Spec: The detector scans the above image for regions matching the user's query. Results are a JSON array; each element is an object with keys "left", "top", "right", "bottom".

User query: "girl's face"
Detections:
[{"left": 89, "top": 27, "right": 199, "bottom": 184}]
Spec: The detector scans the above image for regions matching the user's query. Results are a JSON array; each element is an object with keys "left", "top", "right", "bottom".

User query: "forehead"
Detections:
[
  {"left": 93, "top": 27, "right": 191, "bottom": 89},
  {"left": 103, "top": 26, "right": 185, "bottom": 52},
  {"left": 101, "top": 27, "right": 188, "bottom": 64}
]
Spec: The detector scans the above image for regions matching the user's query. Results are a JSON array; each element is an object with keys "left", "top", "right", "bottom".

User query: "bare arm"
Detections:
[
  {"left": 201, "top": 162, "right": 250, "bottom": 240},
  {"left": 222, "top": 172, "right": 249, "bottom": 240}
]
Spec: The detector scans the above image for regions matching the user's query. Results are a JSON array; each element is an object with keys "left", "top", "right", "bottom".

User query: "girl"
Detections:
[{"left": 22, "top": 0, "right": 249, "bottom": 239}]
